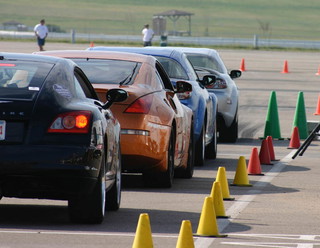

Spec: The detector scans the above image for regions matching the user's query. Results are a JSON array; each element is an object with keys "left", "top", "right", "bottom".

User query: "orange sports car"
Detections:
[{"left": 37, "top": 50, "right": 194, "bottom": 188}]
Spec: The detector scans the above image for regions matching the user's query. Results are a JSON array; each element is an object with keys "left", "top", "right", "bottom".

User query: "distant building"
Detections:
[
  {"left": 2, "top": 20, "right": 28, "bottom": 31},
  {"left": 153, "top": 10, "right": 194, "bottom": 36}
]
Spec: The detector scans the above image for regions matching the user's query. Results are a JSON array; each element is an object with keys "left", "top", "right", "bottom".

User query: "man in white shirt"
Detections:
[
  {"left": 142, "top": 24, "right": 154, "bottom": 47},
  {"left": 34, "top": 19, "right": 48, "bottom": 51}
]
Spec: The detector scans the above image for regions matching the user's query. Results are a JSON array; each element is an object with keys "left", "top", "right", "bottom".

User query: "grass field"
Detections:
[{"left": 0, "top": 0, "right": 319, "bottom": 40}]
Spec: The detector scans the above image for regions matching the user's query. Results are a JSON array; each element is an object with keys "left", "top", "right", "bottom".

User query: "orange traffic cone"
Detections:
[
  {"left": 316, "top": 65, "right": 320, "bottom": 75},
  {"left": 266, "top": 136, "right": 277, "bottom": 161},
  {"left": 240, "top": 58, "right": 246, "bottom": 71},
  {"left": 247, "top": 147, "right": 264, "bottom": 175},
  {"left": 288, "top": 126, "right": 300, "bottom": 149},
  {"left": 259, "top": 139, "right": 272, "bottom": 165},
  {"left": 281, "top": 60, "right": 289, "bottom": 73},
  {"left": 90, "top": 41, "right": 94, "bottom": 47},
  {"left": 313, "top": 94, "right": 320, "bottom": 115}
]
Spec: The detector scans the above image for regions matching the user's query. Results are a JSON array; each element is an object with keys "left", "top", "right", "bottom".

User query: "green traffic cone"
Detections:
[
  {"left": 263, "top": 91, "right": 282, "bottom": 139},
  {"left": 292, "top": 92, "right": 308, "bottom": 139}
]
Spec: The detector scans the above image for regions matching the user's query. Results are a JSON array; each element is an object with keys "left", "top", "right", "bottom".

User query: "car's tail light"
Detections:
[
  {"left": 206, "top": 78, "right": 227, "bottom": 89},
  {"left": 177, "top": 91, "right": 192, "bottom": 100},
  {"left": 48, "top": 111, "right": 91, "bottom": 133},
  {"left": 124, "top": 94, "right": 153, "bottom": 114},
  {"left": 0, "top": 63, "right": 16, "bottom": 67}
]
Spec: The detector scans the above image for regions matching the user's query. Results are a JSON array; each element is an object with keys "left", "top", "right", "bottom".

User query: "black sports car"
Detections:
[{"left": 0, "top": 53, "right": 127, "bottom": 224}]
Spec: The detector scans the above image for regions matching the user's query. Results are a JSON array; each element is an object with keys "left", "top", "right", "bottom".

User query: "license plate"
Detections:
[{"left": 0, "top": 120, "right": 6, "bottom": 140}]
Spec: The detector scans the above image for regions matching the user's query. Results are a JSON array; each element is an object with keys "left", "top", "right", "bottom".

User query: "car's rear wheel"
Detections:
[
  {"left": 219, "top": 113, "right": 238, "bottom": 143},
  {"left": 205, "top": 118, "right": 217, "bottom": 159},
  {"left": 195, "top": 124, "right": 205, "bottom": 166},
  {"left": 68, "top": 154, "right": 106, "bottom": 224},
  {"left": 175, "top": 122, "right": 194, "bottom": 178},
  {"left": 143, "top": 127, "right": 175, "bottom": 188},
  {"left": 106, "top": 146, "right": 121, "bottom": 211}
]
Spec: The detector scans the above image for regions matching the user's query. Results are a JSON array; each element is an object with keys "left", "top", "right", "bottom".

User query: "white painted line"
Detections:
[
  {"left": 229, "top": 233, "right": 320, "bottom": 241},
  {"left": 221, "top": 241, "right": 319, "bottom": 247},
  {"left": 195, "top": 150, "right": 296, "bottom": 248},
  {"left": 0, "top": 230, "right": 178, "bottom": 239}
]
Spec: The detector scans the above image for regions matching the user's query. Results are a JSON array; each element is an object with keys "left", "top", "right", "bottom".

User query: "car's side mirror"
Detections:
[
  {"left": 201, "top": 75, "right": 216, "bottom": 87},
  {"left": 103, "top": 89, "right": 128, "bottom": 109},
  {"left": 173, "top": 81, "right": 193, "bottom": 100},
  {"left": 175, "top": 81, "right": 192, "bottom": 93},
  {"left": 229, "top": 70, "right": 241, "bottom": 79}
]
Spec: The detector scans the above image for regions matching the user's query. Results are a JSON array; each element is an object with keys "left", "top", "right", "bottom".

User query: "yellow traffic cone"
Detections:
[
  {"left": 215, "top": 166, "right": 235, "bottom": 200},
  {"left": 176, "top": 220, "right": 195, "bottom": 248},
  {"left": 195, "top": 197, "right": 228, "bottom": 237},
  {"left": 231, "top": 156, "right": 252, "bottom": 187},
  {"left": 210, "top": 181, "right": 229, "bottom": 218},
  {"left": 132, "top": 213, "right": 153, "bottom": 248}
]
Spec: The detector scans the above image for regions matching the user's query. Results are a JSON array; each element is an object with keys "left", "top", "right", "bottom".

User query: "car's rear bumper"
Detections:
[
  {"left": 0, "top": 145, "right": 102, "bottom": 199},
  {"left": 207, "top": 89, "right": 238, "bottom": 127},
  {"left": 120, "top": 124, "right": 171, "bottom": 172}
]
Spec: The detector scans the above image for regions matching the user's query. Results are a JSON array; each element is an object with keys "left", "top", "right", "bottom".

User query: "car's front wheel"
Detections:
[{"left": 219, "top": 113, "right": 238, "bottom": 143}]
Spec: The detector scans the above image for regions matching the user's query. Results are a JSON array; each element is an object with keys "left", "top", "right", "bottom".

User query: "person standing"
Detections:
[
  {"left": 34, "top": 19, "right": 48, "bottom": 51},
  {"left": 142, "top": 24, "right": 154, "bottom": 47}
]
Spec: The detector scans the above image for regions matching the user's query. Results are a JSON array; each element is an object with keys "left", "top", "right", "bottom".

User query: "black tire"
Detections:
[
  {"left": 219, "top": 114, "right": 238, "bottom": 143},
  {"left": 175, "top": 123, "right": 194, "bottom": 178},
  {"left": 195, "top": 124, "right": 205, "bottom": 166},
  {"left": 106, "top": 146, "right": 121, "bottom": 211},
  {"left": 68, "top": 155, "right": 106, "bottom": 224},
  {"left": 205, "top": 118, "right": 217, "bottom": 159},
  {"left": 143, "top": 127, "right": 175, "bottom": 188}
]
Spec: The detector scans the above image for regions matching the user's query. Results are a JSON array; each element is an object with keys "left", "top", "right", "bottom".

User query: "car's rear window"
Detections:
[
  {"left": 186, "top": 54, "right": 225, "bottom": 73},
  {"left": 72, "top": 58, "right": 141, "bottom": 85},
  {"left": 154, "top": 56, "right": 189, "bottom": 80},
  {"left": 0, "top": 61, "right": 54, "bottom": 100}
]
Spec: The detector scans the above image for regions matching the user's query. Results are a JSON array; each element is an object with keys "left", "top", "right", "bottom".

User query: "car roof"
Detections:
[
  {"left": 89, "top": 46, "right": 184, "bottom": 58},
  {"left": 173, "top": 47, "right": 219, "bottom": 56},
  {"left": 0, "top": 52, "right": 79, "bottom": 73},
  {"left": 0, "top": 52, "right": 69, "bottom": 64},
  {"left": 36, "top": 50, "right": 157, "bottom": 65}
]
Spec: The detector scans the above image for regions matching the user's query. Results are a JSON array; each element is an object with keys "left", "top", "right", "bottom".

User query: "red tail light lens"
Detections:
[
  {"left": 206, "top": 78, "right": 227, "bottom": 89},
  {"left": 0, "top": 63, "right": 16, "bottom": 67},
  {"left": 48, "top": 111, "right": 91, "bottom": 133},
  {"left": 214, "top": 78, "right": 227, "bottom": 89},
  {"left": 124, "top": 94, "right": 153, "bottom": 114}
]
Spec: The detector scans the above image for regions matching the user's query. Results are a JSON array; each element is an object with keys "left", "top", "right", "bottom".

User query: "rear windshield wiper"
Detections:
[{"left": 119, "top": 63, "right": 138, "bottom": 86}]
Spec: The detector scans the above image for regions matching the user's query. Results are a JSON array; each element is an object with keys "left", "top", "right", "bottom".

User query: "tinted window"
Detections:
[
  {"left": 0, "top": 61, "right": 54, "bottom": 100},
  {"left": 186, "top": 54, "right": 225, "bottom": 73},
  {"left": 72, "top": 58, "right": 141, "bottom": 85},
  {"left": 74, "top": 69, "right": 98, "bottom": 100},
  {"left": 155, "top": 62, "right": 174, "bottom": 91},
  {"left": 155, "top": 56, "right": 189, "bottom": 80}
]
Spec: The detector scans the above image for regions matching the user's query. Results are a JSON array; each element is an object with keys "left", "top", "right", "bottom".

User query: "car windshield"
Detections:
[
  {"left": 72, "top": 58, "right": 141, "bottom": 85},
  {"left": 0, "top": 61, "right": 54, "bottom": 100},
  {"left": 154, "top": 56, "right": 189, "bottom": 80},
  {"left": 186, "top": 54, "right": 226, "bottom": 74}
]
